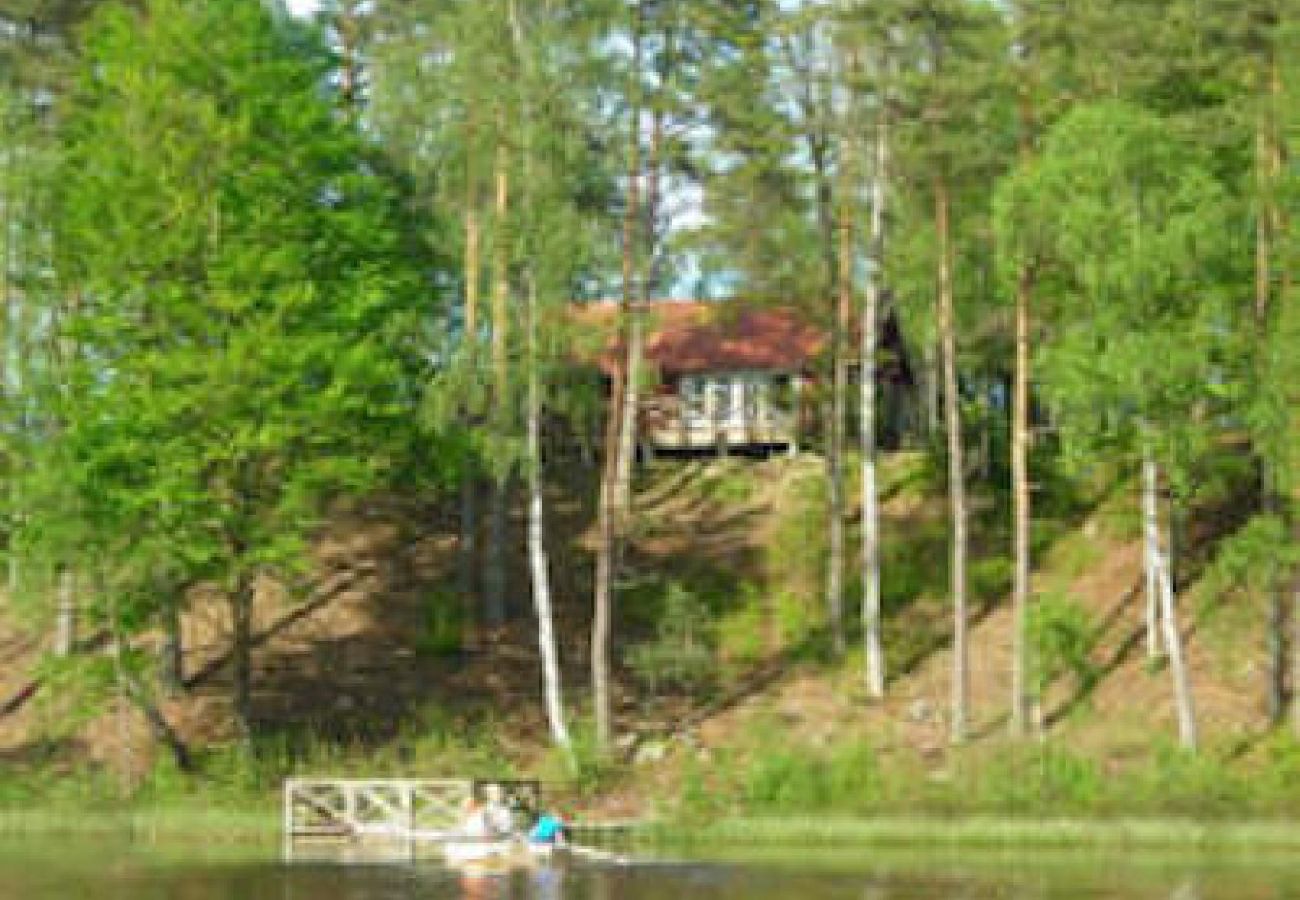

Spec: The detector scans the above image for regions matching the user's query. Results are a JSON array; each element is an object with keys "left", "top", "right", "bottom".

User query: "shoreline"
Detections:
[
  {"left": 3, "top": 806, "right": 1300, "bottom": 853},
  {"left": 0, "top": 807, "right": 280, "bottom": 844},
  {"left": 644, "top": 816, "right": 1300, "bottom": 851}
]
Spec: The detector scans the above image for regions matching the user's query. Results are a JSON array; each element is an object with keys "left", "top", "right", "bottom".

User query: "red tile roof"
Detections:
[{"left": 573, "top": 300, "right": 826, "bottom": 378}]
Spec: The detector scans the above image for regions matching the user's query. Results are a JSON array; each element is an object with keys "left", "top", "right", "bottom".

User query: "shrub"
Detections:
[
  {"left": 1028, "top": 590, "right": 1099, "bottom": 695},
  {"left": 626, "top": 581, "right": 715, "bottom": 696},
  {"left": 416, "top": 589, "right": 464, "bottom": 659}
]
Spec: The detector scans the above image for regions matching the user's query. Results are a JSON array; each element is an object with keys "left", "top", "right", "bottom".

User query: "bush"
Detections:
[
  {"left": 741, "top": 740, "right": 880, "bottom": 814},
  {"left": 700, "top": 463, "right": 758, "bottom": 505},
  {"left": 416, "top": 589, "right": 464, "bottom": 659},
  {"left": 1028, "top": 591, "right": 1099, "bottom": 695},
  {"left": 626, "top": 581, "right": 715, "bottom": 696}
]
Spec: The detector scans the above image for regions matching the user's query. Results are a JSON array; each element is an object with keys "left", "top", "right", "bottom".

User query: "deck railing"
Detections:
[{"left": 283, "top": 777, "right": 541, "bottom": 852}]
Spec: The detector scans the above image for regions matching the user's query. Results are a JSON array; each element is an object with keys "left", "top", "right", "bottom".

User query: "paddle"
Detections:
[{"left": 564, "top": 843, "right": 632, "bottom": 865}]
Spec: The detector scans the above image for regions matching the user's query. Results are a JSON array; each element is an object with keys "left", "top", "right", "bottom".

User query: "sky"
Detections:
[{"left": 285, "top": 0, "right": 319, "bottom": 17}]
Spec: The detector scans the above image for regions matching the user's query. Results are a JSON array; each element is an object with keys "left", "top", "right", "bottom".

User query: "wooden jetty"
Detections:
[
  {"left": 283, "top": 776, "right": 643, "bottom": 866},
  {"left": 283, "top": 777, "right": 540, "bottom": 858}
]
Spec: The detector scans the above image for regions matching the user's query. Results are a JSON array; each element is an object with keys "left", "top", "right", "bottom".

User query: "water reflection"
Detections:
[{"left": 2, "top": 841, "right": 1300, "bottom": 899}]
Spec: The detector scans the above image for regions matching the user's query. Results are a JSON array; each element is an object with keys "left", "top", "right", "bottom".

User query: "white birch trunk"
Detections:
[
  {"left": 1145, "top": 451, "right": 1196, "bottom": 750},
  {"left": 1157, "top": 553, "right": 1197, "bottom": 751},
  {"left": 525, "top": 276, "right": 571, "bottom": 751},
  {"left": 508, "top": 0, "right": 570, "bottom": 752},
  {"left": 54, "top": 568, "right": 76, "bottom": 657},
  {"left": 860, "top": 92, "right": 888, "bottom": 699},
  {"left": 1011, "top": 265, "right": 1032, "bottom": 736},
  {"left": 1142, "top": 451, "right": 1162, "bottom": 658}
]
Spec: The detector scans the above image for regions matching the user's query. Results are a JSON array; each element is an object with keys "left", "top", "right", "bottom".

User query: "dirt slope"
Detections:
[{"left": 0, "top": 454, "right": 1276, "bottom": 792}]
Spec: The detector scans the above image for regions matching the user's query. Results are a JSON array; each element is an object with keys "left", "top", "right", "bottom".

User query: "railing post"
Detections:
[
  {"left": 403, "top": 780, "right": 415, "bottom": 859},
  {"left": 282, "top": 779, "right": 295, "bottom": 862},
  {"left": 344, "top": 780, "right": 357, "bottom": 838}
]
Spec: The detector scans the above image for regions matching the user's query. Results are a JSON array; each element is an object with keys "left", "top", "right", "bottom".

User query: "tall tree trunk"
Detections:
[
  {"left": 924, "top": 343, "right": 940, "bottom": 440},
  {"left": 827, "top": 152, "right": 851, "bottom": 660},
  {"left": 1157, "top": 535, "right": 1197, "bottom": 753},
  {"left": 506, "top": 0, "right": 570, "bottom": 752},
  {"left": 485, "top": 132, "right": 511, "bottom": 626},
  {"left": 122, "top": 670, "right": 194, "bottom": 774},
  {"left": 613, "top": 29, "right": 647, "bottom": 522},
  {"left": 591, "top": 367, "right": 622, "bottom": 752},
  {"left": 1008, "top": 28, "right": 1038, "bottom": 737},
  {"left": 485, "top": 478, "right": 508, "bottom": 625},
  {"left": 161, "top": 599, "right": 184, "bottom": 693},
  {"left": 458, "top": 476, "right": 479, "bottom": 626},
  {"left": 861, "top": 90, "right": 889, "bottom": 699},
  {"left": 230, "top": 577, "right": 253, "bottom": 742},
  {"left": 1270, "top": 561, "right": 1286, "bottom": 723},
  {"left": 936, "top": 177, "right": 968, "bottom": 744},
  {"left": 794, "top": 54, "right": 842, "bottom": 656},
  {"left": 592, "top": 0, "right": 646, "bottom": 753},
  {"left": 335, "top": 0, "right": 363, "bottom": 115},
  {"left": 1143, "top": 437, "right": 1163, "bottom": 659},
  {"left": 1261, "top": 51, "right": 1295, "bottom": 731},
  {"left": 525, "top": 272, "right": 570, "bottom": 751},
  {"left": 0, "top": 114, "right": 13, "bottom": 601},
  {"left": 1144, "top": 451, "right": 1197, "bottom": 750},
  {"left": 1293, "top": 574, "right": 1300, "bottom": 739},
  {"left": 1011, "top": 259, "right": 1033, "bottom": 735},
  {"left": 459, "top": 129, "right": 481, "bottom": 622},
  {"left": 54, "top": 567, "right": 76, "bottom": 657}
]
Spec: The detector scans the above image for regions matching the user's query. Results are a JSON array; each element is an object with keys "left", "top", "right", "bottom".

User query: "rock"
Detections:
[{"left": 634, "top": 740, "right": 668, "bottom": 766}]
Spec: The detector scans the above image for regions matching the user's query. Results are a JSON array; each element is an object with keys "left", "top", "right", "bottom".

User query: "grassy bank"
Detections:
[{"left": 0, "top": 806, "right": 278, "bottom": 844}]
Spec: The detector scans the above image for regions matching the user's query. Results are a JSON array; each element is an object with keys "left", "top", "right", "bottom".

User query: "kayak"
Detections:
[{"left": 443, "top": 838, "right": 559, "bottom": 868}]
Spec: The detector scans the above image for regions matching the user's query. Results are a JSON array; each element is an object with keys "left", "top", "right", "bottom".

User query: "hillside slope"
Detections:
[{"left": 0, "top": 453, "right": 1282, "bottom": 809}]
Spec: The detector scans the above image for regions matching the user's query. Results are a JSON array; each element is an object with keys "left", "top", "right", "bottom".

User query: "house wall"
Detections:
[{"left": 642, "top": 370, "right": 800, "bottom": 451}]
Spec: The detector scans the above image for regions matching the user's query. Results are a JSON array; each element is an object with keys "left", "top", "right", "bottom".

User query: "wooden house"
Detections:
[{"left": 574, "top": 299, "right": 913, "bottom": 455}]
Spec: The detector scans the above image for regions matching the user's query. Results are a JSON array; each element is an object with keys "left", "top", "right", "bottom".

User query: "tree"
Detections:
[
  {"left": 890, "top": 0, "right": 1013, "bottom": 743},
  {"left": 997, "top": 101, "right": 1232, "bottom": 750},
  {"left": 368, "top": 0, "right": 522, "bottom": 630},
  {"left": 850, "top": 23, "right": 894, "bottom": 700},
  {"left": 34, "top": 0, "right": 433, "bottom": 741}
]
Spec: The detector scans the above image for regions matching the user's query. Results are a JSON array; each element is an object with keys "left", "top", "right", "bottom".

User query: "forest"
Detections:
[{"left": 2, "top": 0, "right": 1300, "bottom": 825}]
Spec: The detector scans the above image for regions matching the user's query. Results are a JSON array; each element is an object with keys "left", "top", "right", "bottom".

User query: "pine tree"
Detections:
[
  {"left": 890, "top": 0, "right": 1013, "bottom": 743},
  {"left": 997, "top": 101, "right": 1233, "bottom": 750}
]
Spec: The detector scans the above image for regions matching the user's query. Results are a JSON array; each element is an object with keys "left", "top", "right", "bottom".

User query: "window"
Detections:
[
  {"left": 743, "top": 377, "right": 764, "bottom": 423},
  {"left": 711, "top": 377, "right": 734, "bottom": 424},
  {"left": 680, "top": 376, "right": 707, "bottom": 425}
]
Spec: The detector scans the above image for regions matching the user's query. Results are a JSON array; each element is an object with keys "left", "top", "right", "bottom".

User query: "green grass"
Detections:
[
  {"left": 669, "top": 727, "right": 1300, "bottom": 824},
  {"left": 0, "top": 806, "right": 278, "bottom": 843}
]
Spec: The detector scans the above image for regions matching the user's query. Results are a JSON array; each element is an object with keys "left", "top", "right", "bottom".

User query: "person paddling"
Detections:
[{"left": 527, "top": 810, "right": 567, "bottom": 848}]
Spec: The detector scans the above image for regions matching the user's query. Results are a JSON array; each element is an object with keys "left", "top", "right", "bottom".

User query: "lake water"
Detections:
[{"left": 2, "top": 840, "right": 1300, "bottom": 899}]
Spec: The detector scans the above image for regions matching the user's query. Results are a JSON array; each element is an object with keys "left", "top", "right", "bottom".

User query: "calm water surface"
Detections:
[{"left": 1, "top": 841, "right": 1299, "bottom": 899}]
